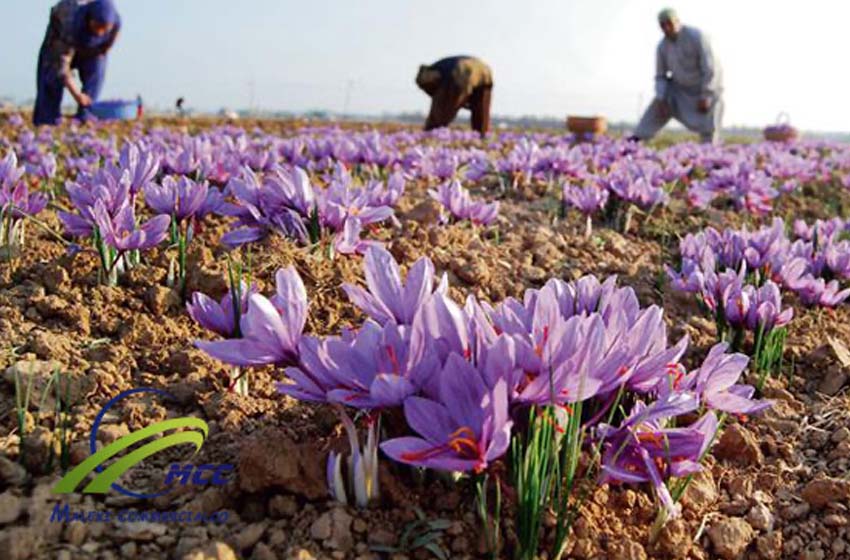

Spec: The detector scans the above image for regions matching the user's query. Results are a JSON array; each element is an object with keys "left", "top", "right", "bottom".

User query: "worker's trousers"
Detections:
[
  {"left": 634, "top": 86, "right": 723, "bottom": 144},
  {"left": 34, "top": 49, "right": 108, "bottom": 126},
  {"left": 425, "top": 84, "right": 493, "bottom": 137}
]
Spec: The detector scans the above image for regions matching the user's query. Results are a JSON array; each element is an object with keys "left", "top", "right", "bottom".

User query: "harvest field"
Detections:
[{"left": 1, "top": 115, "right": 849, "bottom": 560}]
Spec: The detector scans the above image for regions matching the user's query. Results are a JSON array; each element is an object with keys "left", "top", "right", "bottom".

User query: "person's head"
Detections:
[
  {"left": 78, "top": 0, "right": 119, "bottom": 39},
  {"left": 415, "top": 65, "right": 442, "bottom": 95},
  {"left": 658, "top": 8, "right": 681, "bottom": 39},
  {"left": 416, "top": 65, "right": 441, "bottom": 87}
]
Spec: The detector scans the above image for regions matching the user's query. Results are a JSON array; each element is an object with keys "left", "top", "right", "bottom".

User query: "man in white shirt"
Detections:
[{"left": 632, "top": 8, "right": 724, "bottom": 143}]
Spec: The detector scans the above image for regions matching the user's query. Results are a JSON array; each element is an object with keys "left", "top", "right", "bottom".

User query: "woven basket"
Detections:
[
  {"left": 763, "top": 113, "right": 798, "bottom": 142},
  {"left": 566, "top": 116, "right": 607, "bottom": 135}
]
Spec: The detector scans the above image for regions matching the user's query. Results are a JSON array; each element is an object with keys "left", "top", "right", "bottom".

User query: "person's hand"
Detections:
[
  {"left": 697, "top": 97, "right": 711, "bottom": 113},
  {"left": 656, "top": 99, "right": 671, "bottom": 119},
  {"left": 77, "top": 93, "right": 93, "bottom": 107}
]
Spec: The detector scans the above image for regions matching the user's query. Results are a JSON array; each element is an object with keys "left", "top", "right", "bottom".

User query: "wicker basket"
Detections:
[
  {"left": 763, "top": 113, "right": 798, "bottom": 142},
  {"left": 566, "top": 116, "right": 607, "bottom": 135}
]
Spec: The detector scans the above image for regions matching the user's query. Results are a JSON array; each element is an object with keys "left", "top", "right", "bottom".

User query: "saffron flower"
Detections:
[
  {"left": 563, "top": 182, "right": 609, "bottom": 238},
  {"left": 381, "top": 355, "right": 513, "bottom": 472},
  {"left": 429, "top": 180, "right": 500, "bottom": 226},
  {"left": 195, "top": 267, "right": 307, "bottom": 366},
  {"left": 116, "top": 142, "right": 161, "bottom": 195},
  {"left": 342, "top": 246, "right": 442, "bottom": 326},
  {"left": 144, "top": 175, "right": 209, "bottom": 221},
  {"left": 599, "top": 394, "right": 714, "bottom": 519},
  {"left": 187, "top": 282, "right": 256, "bottom": 338},
  {"left": 680, "top": 343, "right": 771, "bottom": 415},
  {"left": 92, "top": 201, "right": 170, "bottom": 252}
]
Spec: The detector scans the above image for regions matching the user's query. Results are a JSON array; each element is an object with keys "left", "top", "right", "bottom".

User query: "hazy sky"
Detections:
[{"left": 3, "top": 1, "right": 850, "bottom": 131}]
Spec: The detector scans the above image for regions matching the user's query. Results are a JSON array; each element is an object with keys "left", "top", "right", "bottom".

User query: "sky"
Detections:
[{"left": 3, "top": 0, "right": 850, "bottom": 131}]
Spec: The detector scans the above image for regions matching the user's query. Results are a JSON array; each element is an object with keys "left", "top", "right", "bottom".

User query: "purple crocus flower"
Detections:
[
  {"left": 598, "top": 394, "right": 712, "bottom": 519},
  {"left": 92, "top": 201, "right": 170, "bottom": 252},
  {"left": 665, "top": 259, "right": 708, "bottom": 294},
  {"left": 514, "top": 313, "right": 630, "bottom": 405},
  {"left": 564, "top": 182, "right": 609, "bottom": 238},
  {"left": 825, "top": 241, "right": 850, "bottom": 279},
  {"left": 187, "top": 282, "right": 256, "bottom": 337},
  {"left": 320, "top": 165, "right": 395, "bottom": 230},
  {"left": 745, "top": 281, "right": 793, "bottom": 332},
  {"left": 791, "top": 275, "right": 850, "bottom": 307},
  {"left": 1, "top": 180, "right": 48, "bottom": 219},
  {"left": 58, "top": 168, "right": 132, "bottom": 237},
  {"left": 603, "top": 167, "right": 669, "bottom": 209},
  {"left": 145, "top": 175, "right": 209, "bottom": 221},
  {"left": 219, "top": 166, "right": 320, "bottom": 248},
  {"left": 365, "top": 173, "right": 405, "bottom": 208},
  {"left": 316, "top": 320, "right": 441, "bottom": 409},
  {"left": 679, "top": 343, "right": 771, "bottom": 415},
  {"left": 265, "top": 165, "right": 316, "bottom": 216},
  {"left": 196, "top": 186, "right": 226, "bottom": 220},
  {"left": 381, "top": 356, "right": 512, "bottom": 473},
  {"left": 743, "top": 218, "right": 787, "bottom": 271},
  {"left": 793, "top": 218, "right": 845, "bottom": 244},
  {"left": 0, "top": 151, "right": 25, "bottom": 189},
  {"left": 429, "top": 180, "right": 499, "bottom": 226},
  {"left": 117, "top": 142, "right": 160, "bottom": 194},
  {"left": 563, "top": 182, "right": 609, "bottom": 215},
  {"left": 343, "top": 246, "right": 441, "bottom": 325},
  {"left": 196, "top": 267, "right": 307, "bottom": 366},
  {"left": 333, "top": 217, "right": 382, "bottom": 255},
  {"left": 278, "top": 335, "right": 335, "bottom": 403}
]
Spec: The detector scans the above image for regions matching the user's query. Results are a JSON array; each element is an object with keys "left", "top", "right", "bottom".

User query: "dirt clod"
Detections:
[
  {"left": 714, "top": 424, "right": 763, "bottom": 466},
  {"left": 707, "top": 516, "right": 755, "bottom": 560},
  {"left": 238, "top": 429, "right": 327, "bottom": 499}
]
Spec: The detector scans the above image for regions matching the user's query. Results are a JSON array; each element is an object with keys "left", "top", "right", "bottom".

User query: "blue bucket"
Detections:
[{"left": 88, "top": 98, "right": 141, "bottom": 121}]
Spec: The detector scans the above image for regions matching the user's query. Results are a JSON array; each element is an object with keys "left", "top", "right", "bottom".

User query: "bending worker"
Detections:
[
  {"left": 415, "top": 56, "right": 493, "bottom": 137},
  {"left": 34, "top": 0, "right": 121, "bottom": 126},
  {"left": 632, "top": 9, "right": 723, "bottom": 144}
]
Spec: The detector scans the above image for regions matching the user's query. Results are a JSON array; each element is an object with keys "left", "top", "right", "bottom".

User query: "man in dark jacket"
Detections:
[{"left": 416, "top": 56, "right": 493, "bottom": 136}]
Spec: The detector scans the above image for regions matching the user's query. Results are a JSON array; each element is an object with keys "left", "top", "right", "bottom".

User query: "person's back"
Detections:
[
  {"left": 415, "top": 55, "right": 493, "bottom": 136},
  {"left": 430, "top": 56, "right": 470, "bottom": 81}
]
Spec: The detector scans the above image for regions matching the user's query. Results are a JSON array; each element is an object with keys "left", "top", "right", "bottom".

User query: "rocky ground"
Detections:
[{"left": 0, "top": 119, "right": 849, "bottom": 559}]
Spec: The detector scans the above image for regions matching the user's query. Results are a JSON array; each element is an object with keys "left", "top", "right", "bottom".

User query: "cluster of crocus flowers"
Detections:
[
  {"left": 205, "top": 246, "right": 772, "bottom": 518},
  {"left": 0, "top": 151, "right": 48, "bottom": 257},
  {"left": 591, "top": 160, "right": 669, "bottom": 234},
  {"left": 56, "top": 141, "right": 235, "bottom": 286},
  {"left": 7, "top": 110, "right": 848, "bottom": 216},
  {"left": 667, "top": 217, "right": 850, "bottom": 309},
  {"left": 220, "top": 163, "right": 402, "bottom": 255},
  {"left": 429, "top": 180, "right": 500, "bottom": 226},
  {"left": 600, "top": 337, "right": 773, "bottom": 521},
  {"left": 688, "top": 162, "right": 779, "bottom": 216},
  {"left": 57, "top": 143, "right": 175, "bottom": 285},
  {"left": 144, "top": 175, "right": 222, "bottom": 292},
  {"left": 664, "top": 219, "right": 816, "bottom": 382},
  {"left": 602, "top": 161, "right": 669, "bottom": 210}
]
